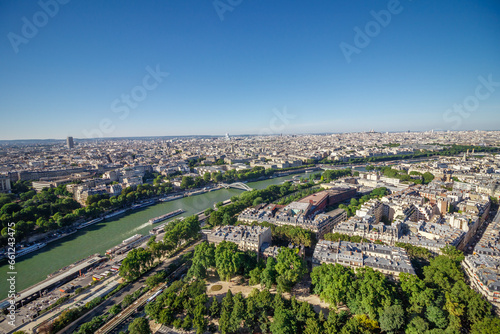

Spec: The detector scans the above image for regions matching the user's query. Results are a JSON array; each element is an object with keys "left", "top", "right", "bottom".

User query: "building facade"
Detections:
[
  {"left": 312, "top": 240, "right": 415, "bottom": 278},
  {"left": 207, "top": 225, "right": 272, "bottom": 253},
  {"left": 0, "top": 175, "right": 11, "bottom": 193}
]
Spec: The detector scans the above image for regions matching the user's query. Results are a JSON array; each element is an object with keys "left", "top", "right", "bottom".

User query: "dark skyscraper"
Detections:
[{"left": 66, "top": 136, "right": 74, "bottom": 149}]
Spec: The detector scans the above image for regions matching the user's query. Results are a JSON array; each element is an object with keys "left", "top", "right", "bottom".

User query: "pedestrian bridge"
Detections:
[{"left": 220, "top": 182, "right": 253, "bottom": 191}]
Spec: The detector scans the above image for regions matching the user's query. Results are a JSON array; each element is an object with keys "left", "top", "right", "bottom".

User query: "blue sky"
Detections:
[{"left": 0, "top": 0, "right": 499, "bottom": 140}]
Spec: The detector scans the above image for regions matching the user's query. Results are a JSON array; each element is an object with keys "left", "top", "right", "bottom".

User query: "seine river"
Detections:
[{"left": 0, "top": 173, "right": 307, "bottom": 293}]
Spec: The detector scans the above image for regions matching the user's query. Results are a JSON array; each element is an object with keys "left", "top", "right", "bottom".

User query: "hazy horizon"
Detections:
[{"left": 2, "top": 129, "right": 500, "bottom": 143}]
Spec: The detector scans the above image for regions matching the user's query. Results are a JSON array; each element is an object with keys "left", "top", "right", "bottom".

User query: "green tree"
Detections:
[
  {"left": 399, "top": 273, "right": 434, "bottom": 314},
  {"left": 311, "top": 263, "right": 354, "bottom": 306},
  {"left": 295, "top": 300, "right": 315, "bottom": 327},
  {"left": 204, "top": 208, "right": 214, "bottom": 217},
  {"left": 275, "top": 247, "right": 306, "bottom": 291},
  {"left": 270, "top": 307, "right": 297, "bottom": 334},
  {"left": 181, "top": 315, "right": 192, "bottom": 330},
  {"left": 466, "top": 289, "right": 491, "bottom": 326},
  {"left": 188, "top": 242, "right": 216, "bottom": 279},
  {"left": 193, "top": 302, "right": 207, "bottom": 334},
  {"left": 338, "top": 316, "right": 368, "bottom": 334},
  {"left": 426, "top": 305, "right": 448, "bottom": 329},
  {"left": 253, "top": 197, "right": 263, "bottom": 206},
  {"left": 219, "top": 290, "right": 234, "bottom": 334},
  {"left": 423, "top": 255, "right": 463, "bottom": 292},
  {"left": 379, "top": 304, "right": 405, "bottom": 334},
  {"left": 347, "top": 267, "right": 394, "bottom": 320},
  {"left": 405, "top": 316, "right": 429, "bottom": 334},
  {"left": 221, "top": 290, "right": 233, "bottom": 311},
  {"left": 249, "top": 266, "right": 262, "bottom": 285},
  {"left": 145, "top": 272, "right": 166, "bottom": 289},
  {"left": 109, "top": 304, "right": 122, "bottom": 315},
  {"left": 120, "top": 248, "right": 153, "bottom": 280},
  {"left": 209, "top": 296, "right": 220, "bottom": 317},
  {"left": 423, "top": 172, "right": 435, "bottom": 184},
  {"left": 471, "top": 316, "right": 500, "bottom": 334},
  {"left": 261, "top": 257, "right": 278, "bottom": 289},
  {"left": 215, "top": 241, "right": 241, "bottom": 281},
  {"left": 222, "top": 212, "right": 234, "bottom": 225},
  {"left": 128, "top": 317, "right": 151, "bottom": 334},
  {"left": 304, "top": 317, "right": 322, "bottom": 334},
  {"left": 203, "top": 172, "right": 211, "bottom": 182},
  {"left": 0, "top": 202, "right": 21, "bottom": 215},
  {"left": 441, "top": 245, "right": 464, "bottom": 263},
  {"left": 230, "top": 293, "right": 246, "bottom": 332},
  {"left": 180, "top": 176, "right": 194, "bottom": 189},
  {"left": 123, "top": 294, "right": 133, "bottom": 307},
  {"left": 212, "top": 172, "right": 222, "bottom": 183}
]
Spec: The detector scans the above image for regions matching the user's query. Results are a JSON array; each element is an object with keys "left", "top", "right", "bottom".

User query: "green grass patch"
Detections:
[{"left": 210, "top": 284, "right": 223, "bottom": 292}]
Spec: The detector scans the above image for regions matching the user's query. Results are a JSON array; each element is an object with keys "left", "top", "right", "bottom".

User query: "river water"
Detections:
[{"left": 0, "top": 173, "right": 307, "bottom": 293}]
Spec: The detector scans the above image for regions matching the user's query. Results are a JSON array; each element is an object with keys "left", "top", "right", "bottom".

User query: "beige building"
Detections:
[
  {"left": 312, "top": 240, "right": 415, "bottom": 278},
  {"left": 207, "top": 225, "right": 272, "bottom": 253},
  {"left": 462, "top": 254, "right": 500, "bottom": 314}
]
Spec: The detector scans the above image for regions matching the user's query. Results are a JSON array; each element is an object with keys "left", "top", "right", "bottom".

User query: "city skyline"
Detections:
[
  {"left": 3, "top": 129, "right": 500, "bottom": 143},
  {"left": 1, "top": 0, "right": 500, "bottom": 140},
  {"left": 1, "top": 124, "right": 500, "bottom": 331}
]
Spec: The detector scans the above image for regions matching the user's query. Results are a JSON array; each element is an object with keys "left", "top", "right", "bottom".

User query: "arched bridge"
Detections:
[{"left": 220, "top": 182, "right": 253, "bottom": 191}]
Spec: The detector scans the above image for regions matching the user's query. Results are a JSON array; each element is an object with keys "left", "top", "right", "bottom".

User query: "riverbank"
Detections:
[
  {"left": 0, "top": 173, "right": 307, "bottom": 293},
  {"left": 0, "top": 170, "right": 314, "bottom": 259}
]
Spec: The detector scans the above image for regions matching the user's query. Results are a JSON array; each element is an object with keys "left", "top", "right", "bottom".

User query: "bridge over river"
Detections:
[{"left": 219, "top": 182, "right": 253, "bottom": 191}]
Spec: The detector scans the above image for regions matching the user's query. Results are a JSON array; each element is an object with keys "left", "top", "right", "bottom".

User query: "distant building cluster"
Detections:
[
  {"left": 0, "top": 132, "right": 499, "bottom": 277},
  {"left": 3, "top": 130, "right": 500, "bottom": 327},
  {"left": 250, "top": 157, "right": 303, "bottom": 170},
  {"left": 330, "top": 182, "right": 491, "bottom": 252},
  {"left": 65, "top": 166, "right": 151, "bottom": 205},
  {"left": 357, "top": 171, "right": 413, "bottom": 193}
]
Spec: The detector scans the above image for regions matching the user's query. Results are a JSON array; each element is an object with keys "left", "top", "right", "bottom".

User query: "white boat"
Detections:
[
  {"left": 104, "top": 208, "right": 128, "bottom": 219},
  {"left": 16, "top": 242, "right": 47, "bottom": 258},
  {"left": 131, "top": 200, "right": 156, "bottom": 210},
  {"left": 148, "top": 209, "right": 185, "bottom": 224},
  {"left": 77, "top": 217, "right": 104, "bottom": 230},
  {"left": 122, "top": 234, "right": 143, "bottom": 245},
  {"left": 150, "top": 217, "right": 184, "bottom": 235},
  {"left": 159, "top": 195, "right": 183, "bottom": 202},
  {"left": 106, "top": 234, "right": 149, "bottom": 255}
]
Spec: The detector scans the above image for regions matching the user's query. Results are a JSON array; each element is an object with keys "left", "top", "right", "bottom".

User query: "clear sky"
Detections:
[{"left": 0, "top": 0, "right": 499, "bottom": 140}]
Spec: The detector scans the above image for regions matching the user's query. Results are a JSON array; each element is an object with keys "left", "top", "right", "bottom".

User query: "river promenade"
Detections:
[{"left": 0, "top": 173, "right": 307, "bottom": 294}]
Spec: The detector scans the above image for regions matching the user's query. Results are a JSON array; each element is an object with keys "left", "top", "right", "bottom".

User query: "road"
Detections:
[
  {"left": 462, "top": 208, "right": 498, "bottom": 256},
  {"left": 95, "top": 262, "right": 189, "bottom": 334},
  {"left": 10, "top": 276, "right": 120, "bottom": 334},
  {"left": 56, "top": 240, "right": 200, "bottom": 334}
]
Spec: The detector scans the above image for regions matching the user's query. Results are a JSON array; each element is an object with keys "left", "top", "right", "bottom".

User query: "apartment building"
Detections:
[
  {"left": 0, "top": 175, "right": 11, "bottom": 193},
  {"left": 332, "top": 216, "right": 400, "bottom": 245},
  {"left": 312, "top": 240, "right": 415, "bottom": 278},
  {"left": 207, "top": 225, "right": 272, "bottom": 253},
  {"left": 463, "top": 254, "right": 500, "bottom": 314},
  {"left": 238, "top": 204, "right": 346, "bottom": 238}
]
